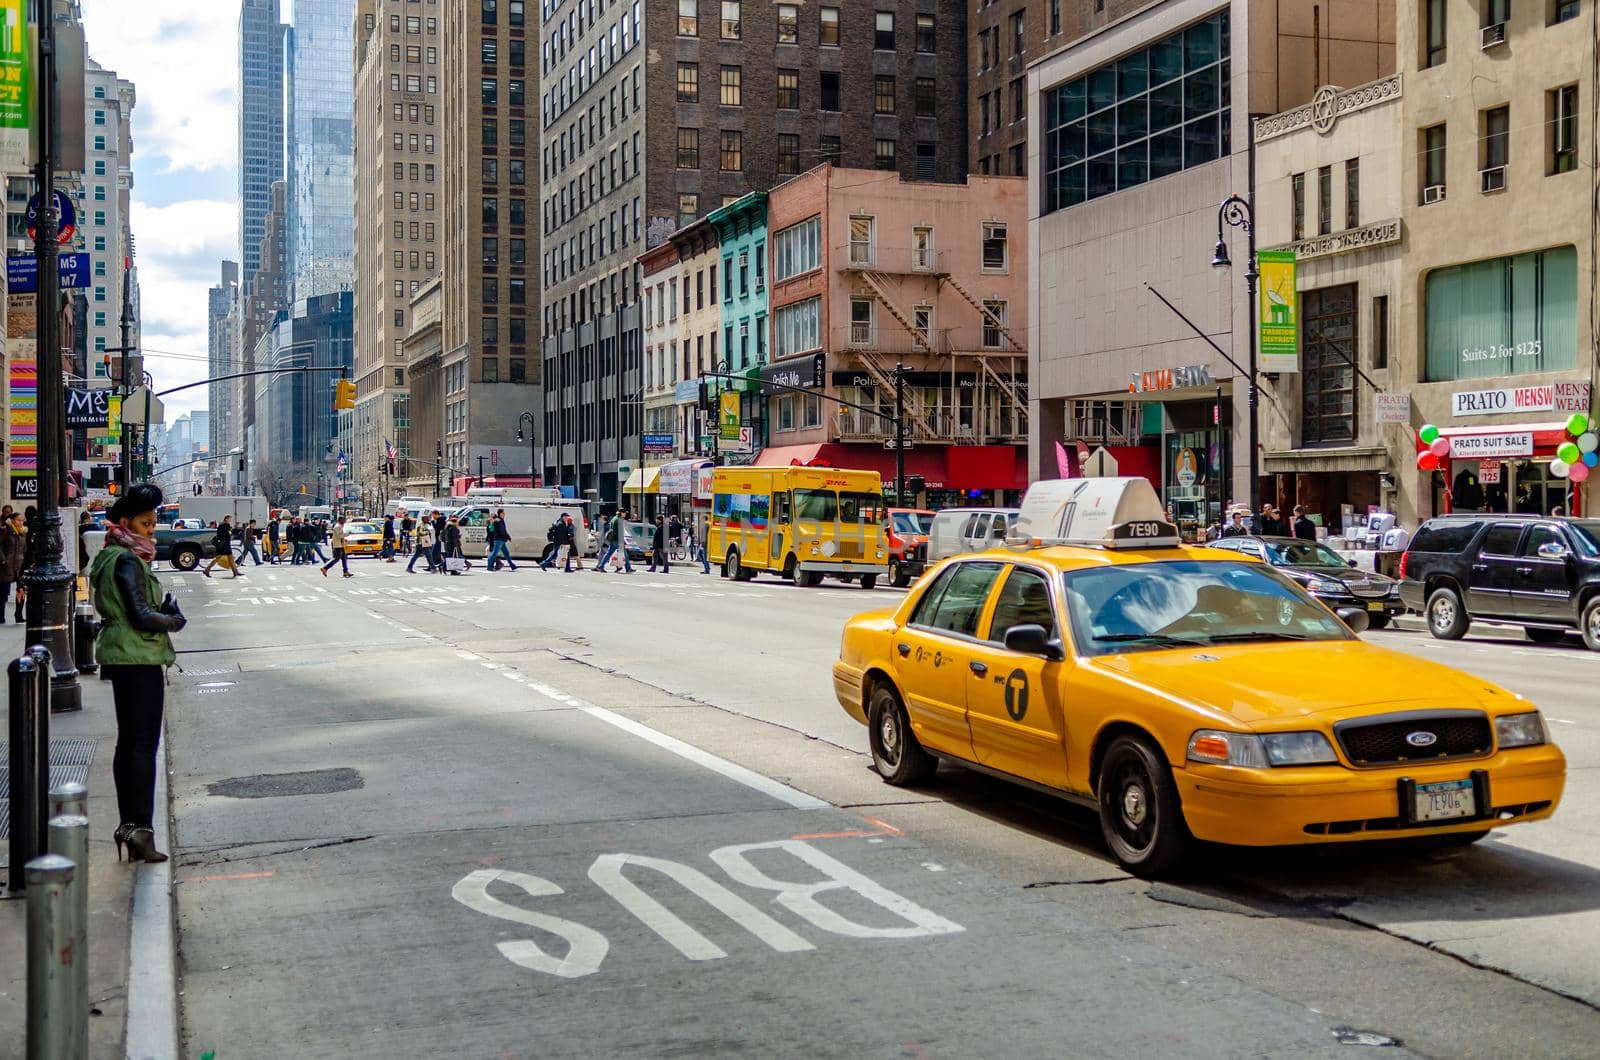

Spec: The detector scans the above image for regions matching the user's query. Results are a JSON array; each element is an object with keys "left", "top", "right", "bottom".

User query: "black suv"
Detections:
[{"left": 1398, "top": 515, "right": 1600, "bottom": 650}]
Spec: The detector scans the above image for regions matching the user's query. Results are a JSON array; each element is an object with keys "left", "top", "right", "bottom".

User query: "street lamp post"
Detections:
[
  {"left": 23, "top": 9, "right": 81, "bottom": 711},
  {"left": 1211, "top": 194, "right": 1261, "bottom": 520},
  {"left": 516, "top": 411, "right": 537, "bottom": 488}
]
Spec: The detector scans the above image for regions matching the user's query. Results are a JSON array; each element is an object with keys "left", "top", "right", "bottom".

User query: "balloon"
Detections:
[
  {"left": 1570, "top": 461, "right": 1591, "bottom": 483},
  {"left": 1557, "top": 441, "right": 1582, "bottom": 464},
  {"left": 1567, "top": 412, "right": 1590, "bottom": 436},
  {"left": 1417, "top": 450, "right": 1440, "bottom": 471},
  {"left": 1579, "top": 432, "right": 1599, "bottom": 453},
  {"left": 1418, "top": 424, "right": 1440, "bottom": 444},
  {"left": 1550, "top": 458, "right": 1570, "bottom": 478},
  {"left": 1585, "top": 452, "right": 1599, "bottom": 468},
  {"left": 1429, "top": 437, "right": 1450, "bottom": 457}
]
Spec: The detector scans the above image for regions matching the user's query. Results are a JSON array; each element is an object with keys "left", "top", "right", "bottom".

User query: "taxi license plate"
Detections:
[
  {"left": 1413, "top": 779, "right": 1476, "bottom": 823},
  {"left": 1366, "top": 601, "right": 1386, "bottom": 612}
]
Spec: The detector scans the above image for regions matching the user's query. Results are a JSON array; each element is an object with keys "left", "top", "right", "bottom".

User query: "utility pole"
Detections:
[
  {"left": 476, "top": 455, "right": 486, "bottom": 488},
  {"left": 23, "top": 4, "right": 82, "bottom": 710},
  {"left": 117, "top": 262, "right": 137, "bottom": 486}
]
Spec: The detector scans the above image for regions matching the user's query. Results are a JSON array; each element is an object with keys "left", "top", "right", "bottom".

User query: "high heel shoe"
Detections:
[
  {"left": 113, "top": 823, "right": 134, "bottom": 862},
  {"left": 124, "top": 827, "right": 168, "bottom": 864}
]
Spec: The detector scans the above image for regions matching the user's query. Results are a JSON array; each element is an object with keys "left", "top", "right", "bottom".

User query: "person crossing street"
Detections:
[
  {"left": 321, "top": 515, "right": 353, "bottom": 578},
  {"left": 595, "top": 507, "right": 633, "bottom": 574},
  {"left": 649, "top": 515, "right": 671, "bottom": 574},
  {"left": 239, "top": 519, "right": 263, "bottom": 566},
  {"left": 202, "top": 516, "right": 243, "bottom": 578},
  {"left": 486, "top": 508, "right": 518, "bottom": 571},
  {"left": 266, "top": 516, "right": 281, "bottom": 564},
  {"left": 381, "top": 514, "right": 398, "bottom": 562},
  {"left": 407, "top": 518, "right": 436, "bottom": 573}
]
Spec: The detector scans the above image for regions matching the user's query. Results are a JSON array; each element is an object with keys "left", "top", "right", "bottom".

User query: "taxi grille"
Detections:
[{"left": 1333, "top": 711, "right": 1492, "bottom": 768}]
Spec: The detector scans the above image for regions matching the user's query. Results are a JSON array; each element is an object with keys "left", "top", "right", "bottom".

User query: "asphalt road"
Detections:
[{"left": 160, "top": 557, "right": 1600, "bottom": 1057}]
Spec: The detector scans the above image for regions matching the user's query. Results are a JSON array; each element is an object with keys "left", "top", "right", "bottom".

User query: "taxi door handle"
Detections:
[
  {"left": 897, "top": 642, "right": 911, "bottom": 657},
  {"left": 969, "top": 661, "right": 988, "bottom": 676}
]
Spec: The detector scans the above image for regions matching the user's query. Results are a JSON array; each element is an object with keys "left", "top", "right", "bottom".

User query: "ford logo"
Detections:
[{"left": 1405, "top": 731, "right": 1438, "bottom": 748}]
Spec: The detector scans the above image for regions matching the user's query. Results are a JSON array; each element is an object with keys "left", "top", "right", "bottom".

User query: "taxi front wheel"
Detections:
[
  {"left": 1097, "top": 735, "right": 1189, "bottom": 877},
  {"left": 868, "top": 683, "right": 935, "bottom": 786}
]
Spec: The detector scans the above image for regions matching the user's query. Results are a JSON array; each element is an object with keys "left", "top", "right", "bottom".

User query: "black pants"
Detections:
[
  {"left": 104, "top": 664, "right": 165, "bottom": 830},
  {"left": 0, "top": 581, "right": 9, "bottom": 622},
  {"left": 322, "top": 548, "right": 349, "bottom": 575}
]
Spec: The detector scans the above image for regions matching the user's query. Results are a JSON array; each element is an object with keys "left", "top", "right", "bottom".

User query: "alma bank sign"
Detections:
[{"left": 1451, "top": 381, "right": 1591, "bottom": 417}]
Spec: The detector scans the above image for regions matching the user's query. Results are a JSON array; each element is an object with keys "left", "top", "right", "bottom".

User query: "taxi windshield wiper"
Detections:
[
  {"left": 1203, "top": 631, "right": 1315, "bottom": 643},
  {"left": 1091, "top": 633, "right": 1198, "bottom": 647}
]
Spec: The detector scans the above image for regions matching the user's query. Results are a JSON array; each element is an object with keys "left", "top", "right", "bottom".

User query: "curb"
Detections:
[{"left": 124, "top": 724, "right": 177, "bottom": 1060}]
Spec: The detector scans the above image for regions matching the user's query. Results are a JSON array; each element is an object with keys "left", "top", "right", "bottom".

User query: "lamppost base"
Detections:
[{"left": 49, "top": 676, "right": 82, "bottom": 714}]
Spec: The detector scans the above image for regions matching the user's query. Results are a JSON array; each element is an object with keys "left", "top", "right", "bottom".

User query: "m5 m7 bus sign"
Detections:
[{"left": 1451, "top": 382, "right": 1591, "bottom": 417}]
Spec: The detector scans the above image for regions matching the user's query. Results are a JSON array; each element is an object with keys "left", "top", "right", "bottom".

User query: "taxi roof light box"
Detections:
[{"left": 1011, "top": 477, "right": 1180, "bottom": 550}]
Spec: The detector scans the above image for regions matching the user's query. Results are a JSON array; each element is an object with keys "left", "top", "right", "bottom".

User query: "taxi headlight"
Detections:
[
  {"left": 1188, "top": 729, "right": 1337, "bottom": 767},
  {"left": 1259, "top": 731, "right": 1339, "bottom": 766},
  {"left": 1495, "top": 711, "right": 1547, "bottom": 748}
]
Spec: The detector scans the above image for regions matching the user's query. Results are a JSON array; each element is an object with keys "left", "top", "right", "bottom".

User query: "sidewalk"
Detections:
[{"left": 0, "top": 665, "right": 176, "bottom": 1060}]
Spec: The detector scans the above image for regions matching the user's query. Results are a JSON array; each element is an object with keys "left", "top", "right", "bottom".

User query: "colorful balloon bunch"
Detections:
[
  {"left": 1551, "top": 412, "right": 1597, "bottom": 484},
  {"left": 1415, "top": 423, "right": 1450, "bottom": 471}
]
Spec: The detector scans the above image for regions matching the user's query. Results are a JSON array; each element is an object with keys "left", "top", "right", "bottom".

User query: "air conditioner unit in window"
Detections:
[
  {"left": 1422, "top": 184, "right": 1446, "bottom": 205},
  {"left": 1480, "top": 165, "right": 1507, "bottom": 193},
  {"left": 1481, "top": 22, "right": 1507, "bottom": 49}
]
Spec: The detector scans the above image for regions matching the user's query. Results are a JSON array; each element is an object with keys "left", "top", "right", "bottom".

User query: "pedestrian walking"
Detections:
[
  {"left": 649, "top": 515, "right": 671, "bottom": 574},
  {"left": 202, "top": 516, "right": 243, "bottom": 578},
  {"left": 321, "top": 515, "right": 354, "bottom": 577},
  {"left": 595, "top": 507, "right": 633, "bottom": 573},
  {"left": 0, "top": 510, "right": 25, "bottom": 622},
  {"left": 266, "top": 516, "right": 281, "bottom": 564},
  {"left": 669, "top": 514, "right": 685, "bottom": 560},
  {"left": 90, "top": 483, "right": 185, "bottom": 863},
  {"left": 240, "top": 519, "right": 264, "bottom": 565},
  {"left": 430, "top": 511, "right": 446, "bottom": 571},
  {"left": 540, "top": 513, "right": 579, "bottom": 572},
  {"left": 399, "top": 510, "right": 414, "bottom": 553},
  {"left": 382, "top": 514, "right": 398, "bottom": 562},
  {"left": 443, "top": 514, "right": 466, "bottom": 574},
  {"left": 407, "top": 518, "right": 436, "bottom": 573},
  {"left": 486, "top": 508, "right": 519, "bottom": 571},
  {"left": 1291, "top": 505, "right": 1317, "bottom": 541},
  {"left": 312, "top": 519, "right": 330, "bottom": 563}
]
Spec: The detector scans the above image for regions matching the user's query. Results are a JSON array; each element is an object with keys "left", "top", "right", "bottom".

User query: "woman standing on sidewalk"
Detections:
[
  {"left": 90, "top": 483, "right": 186, "bottom": 864},
  {"left": 0, "top": 510, "right": 25, "bottom": 621}
]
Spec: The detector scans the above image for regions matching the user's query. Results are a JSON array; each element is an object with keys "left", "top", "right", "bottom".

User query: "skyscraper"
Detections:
[
  {"left": 208, "top": 261, "right": 240, "bottom": 461},
  {"left": 239, "top": 0, "right": 287, "bottom": 287},
  {"left": 288, "top": 0, "right": 357, "bottom": 303}
]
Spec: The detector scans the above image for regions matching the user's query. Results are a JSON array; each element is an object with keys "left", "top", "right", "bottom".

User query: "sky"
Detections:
[{"left": 79, "top": 0, "right": 241, "bottom": 423}]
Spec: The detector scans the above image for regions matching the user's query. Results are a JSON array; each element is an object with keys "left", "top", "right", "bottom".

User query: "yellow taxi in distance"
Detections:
[
  {"left": 342, "top": 521, "right": 384, "bottom": 557},
  {"left": 833, "top": 478, "right": 1565, "bottom": 876}
]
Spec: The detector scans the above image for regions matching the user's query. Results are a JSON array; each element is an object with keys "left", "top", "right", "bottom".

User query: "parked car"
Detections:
[
  {"left": 926, "top": 507, "right": 1019, "bottom": 563},
  {"left": 886, "top": 508, "right": 934, "bottom": 587},
  {"left": 1397, "top": 514, "right": 1600, "bottom": 650},
  {"left": 1207, "top": 535, "right": 1404, "bottom": 628}
]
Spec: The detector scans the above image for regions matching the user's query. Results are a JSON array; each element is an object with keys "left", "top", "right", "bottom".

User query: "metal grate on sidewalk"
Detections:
[{"left": 0, "top": 738, "right": 98, "bottom": 841}]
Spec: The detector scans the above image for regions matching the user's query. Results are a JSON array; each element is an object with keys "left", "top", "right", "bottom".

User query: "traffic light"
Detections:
[{"left": 334, "top": 378, "right": 357, "bottom": 410}]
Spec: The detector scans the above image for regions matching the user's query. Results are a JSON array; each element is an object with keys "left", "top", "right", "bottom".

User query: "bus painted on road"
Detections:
[{"left": 708, "top": 466, "right": 889, "bottom": 588}]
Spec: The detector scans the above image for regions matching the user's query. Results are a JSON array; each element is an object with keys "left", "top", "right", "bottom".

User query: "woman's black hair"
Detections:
[{"left": 107, "top": 483, "right": 164, "bottom": 523}]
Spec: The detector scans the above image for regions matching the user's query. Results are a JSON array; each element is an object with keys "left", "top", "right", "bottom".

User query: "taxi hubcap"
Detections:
[
  {"left": 879, "top": 710, "right": 900, "bottom": 762},
  {"left": 1122, "top": 784, "right": 1147, "bottom": 827}
]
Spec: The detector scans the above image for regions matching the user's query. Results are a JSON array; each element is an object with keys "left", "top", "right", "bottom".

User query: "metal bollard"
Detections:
[
  {"left": 7, "top": 653, "right": 41, "bottom": 894},
  {"left": 46, "top": 816, "right": 90, "bottom": 1060},
  {"left": 28, "top": 645, "right": 52, "bottom": 866},
  {"left": 72, "top": 602, "right": 99, "bottom": 676},
  {"left": 26, "top": 853, "right": 77, "bottom": 1060},
  {"left": 48, "top": 782, "right": 87, "bottom": 820}
]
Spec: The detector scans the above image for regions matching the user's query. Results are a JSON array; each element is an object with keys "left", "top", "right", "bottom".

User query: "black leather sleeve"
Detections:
[{"left": 114, "top": 551, "right": 185, "bottom": 634}]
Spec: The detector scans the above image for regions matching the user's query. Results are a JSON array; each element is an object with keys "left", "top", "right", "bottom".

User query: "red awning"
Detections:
[
  {"left": 1437, "top": 422, "right": 1572, "bottom": 448},
  {"left": 751, "top": 443, "right": 1027, "bottom": 491}
]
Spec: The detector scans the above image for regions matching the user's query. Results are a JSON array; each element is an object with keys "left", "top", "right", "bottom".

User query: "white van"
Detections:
[
  {"left": 926, "top": 507, "right": 1020, "bottom": 563},
  {"left": 454, "top": 503, "right": 598, "bottom": 558}
]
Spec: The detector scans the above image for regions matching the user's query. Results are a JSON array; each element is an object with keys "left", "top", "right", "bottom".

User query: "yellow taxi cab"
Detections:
[
  {"left": 342, "top": 521, "right": 384, "bottom": 557},
  {"left": 833, "top": 478, "right": 1565, "bottom": 876}
]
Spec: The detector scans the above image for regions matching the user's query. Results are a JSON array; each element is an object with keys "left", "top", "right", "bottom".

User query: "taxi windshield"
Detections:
[
  {"left": 347, "top": 523, "right": 378, "bottom": 534},
  {"left": 1262, "top": 539, "right": 1346, "bottom": 568},
  {"left": 1060, "top": 560, "right": 1352, "bottom": 656}
]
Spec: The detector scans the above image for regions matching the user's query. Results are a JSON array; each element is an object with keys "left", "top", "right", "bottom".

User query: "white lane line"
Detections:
[{"left": 522, "top": 678, "right": 827, "bottom": 811}]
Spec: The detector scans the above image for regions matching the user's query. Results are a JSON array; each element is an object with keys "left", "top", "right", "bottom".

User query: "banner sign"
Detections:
[
  {"left": 65, "top": 386, "right": 111, "bottom": 427},
  {"left": 1257, "top": 249, "right": 1300, "bottom": 373},
  {"left": 7, "top": 251, "right": 88, "bottom": 292},
  {"left": 642, "top": 433, "right": 675, "bottom": 453},
  {"left": 718, "top": 390, "right": 741, "bottom": 441},
  {"left": 760, "top": 353, "right": 825, "bottom": 395},
  {"left": 0, "top": 0, "right": 31, "bottom": 172},
  {"left": 1445, "top": 431, "right": 1534, "bottom": 459},
  {"left": 1374, "top": 392, "right": 1410, "bottom": 425},
  {"left": 1450, "top": 381, "right": 1591, "bottom": 417}
]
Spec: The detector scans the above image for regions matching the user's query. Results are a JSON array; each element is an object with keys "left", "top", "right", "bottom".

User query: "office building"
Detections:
[
  {"left": 208, "top": 261, "right": 241, "bottom": 460},
  {"left": 240, "top": 0, "right": 288, "bottom": 286},
  {"left": 288, "top": 0, "right": 357, "bottom": 301},
  {"left": 252, "top": 291, "right": 354, "bottom": 495},
  {"left": 400, "top": 276, "right": 444, "bottom": 495},
  {"left": 239, "top": 179, "right": 293, "bottom": 489},
  {"left": 80, "top": 58, "right": 137, "bottom": 387}
]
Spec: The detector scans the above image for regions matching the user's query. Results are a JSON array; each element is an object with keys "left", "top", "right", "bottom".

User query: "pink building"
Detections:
[{"left": 760, "top": 166, "right": 1030, "bottom": 503}]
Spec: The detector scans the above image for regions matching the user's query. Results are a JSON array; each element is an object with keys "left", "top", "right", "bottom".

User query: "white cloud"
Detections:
[
  {"left": 128, "top": 199, "right": 238, "bottom": 421},
  {"left": 78, "top": 0, "right": 238, "bottom": 176}
]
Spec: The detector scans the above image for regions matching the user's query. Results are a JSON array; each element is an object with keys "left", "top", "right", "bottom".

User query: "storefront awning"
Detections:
[
  {"left": 622, "top": 465, "right": 660, "bottom": 494},
  {"left": 1437, "top": 422, "right": 1572, "bottom": 450},
  {"left": 750, "top": 443, "right": 1027, "bottom": 492}
]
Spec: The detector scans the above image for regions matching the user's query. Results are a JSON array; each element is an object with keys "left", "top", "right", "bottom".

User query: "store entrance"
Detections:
[
  {"left": 1446, "top": 459, "right": 1568, "bottom": 516},
  {"left": 1161, "top": 398, "right": 1228, "bottom": 541}
]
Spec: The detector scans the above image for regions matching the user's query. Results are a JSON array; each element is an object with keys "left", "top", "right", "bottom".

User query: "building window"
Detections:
[
  {"left": 677, "top": 127, "right": 700, "bottom": 168},
  {"left": 482, "top": 78, "right": 497, "bottom": 104},
  {"left": 1300, "top": 284, "right": 1358, "bottom": 447},
  {"left": 509, "top": 80, "right": 524, "bottom": 105},
  {"left": 820, "top": 71, "right": 840, "bottom": 111},
  {"left": 914, "top": 77, "right": 936, "bottom": 117},
  {"left": 1344, "top": 158, "right": 1359, "bottom": 228},
  {"left": 1552, "top": 0, "right": 1581, "bottom": 24},
  {"left": 1480, "top": 105, "right": 1509, "bottom": 190},
  {"left": 848, "top": 297, "right": 875, "bottom": 346},
  {"left": 777, "top": 4, "right": 798, "bottom": 43},
  {"left": 774, "top": 215, "right": 821, "bottom": 279},
  {"left": 720, "top": 129, "right": 743, "bottom": 170},
  {"left": 1050, "top": 0, "right": 1061, "bottom": 36},
  {"left": 981, "top": 300, "right": 1008, "bottom": 348},
  {"left": 774, "top": 296, "right": 821, "bottom": 356},
  {"left": 720, "top": 65, "right": 742, "bottom": 106},
  {"left": 721, "top": 0, "right": 741, "bottom": 39},
  {"left": 483, "top": 39, "right": 498, "bottom": 64},
  {"left": 1317, "top": 165, "right": 1332, "bottom": 234},
  {"left": 981, "top": 221, "right": 1008, "bottom": 271},
  {"left": 1371, "top": 295, "right": 1389, "bottom": 370},
  {"left": 1290, "top": 172, "right": 1305, "bottom": 239},
  {"left": 679, "top": 0, "right": 698, "bottom": 35},
  {"left": 875, "top": 11, "right": 894, "bottom": 49},
  {"left": 1011, "top": 11, "right": 1025, "bottom": 56},
  {"left": 678, "top": 192, "right": 698, "bottom": 226},
  {"left": 912, "top": 303, "right": 933, "bottom": 345},
  {"left": 911, "top": 225, "right": 934, "bottom": 270},
  {"left": 874, "top": 138, "right": 895, "bottom": 170},
  {"left": 917, "top": 142, "right": 938, "bottom": 180},
  {"left": 777, "top": 133, "right": 800, "bottom": 174},
  {"left": 482, "top": 0, "right": 497, "bottom": 24},
  {"left": 1549, "top": 85, "right": 1578, "bottom": 174},
  {"left": 1040, "top": 10, "right": 1231, "bottom": 213},
  {"left": 1424, "top": 0, "right": 1446, "bottom": 68},
  {"left": 874, "top": 76, "right": 895, "bottom": 114},
  {"left": 510, "top": 0, "right": 526, "bottom": 27},
  {"left": 819, "top": 6, "right": 839, "bottom": 45},
  {"left": 483, "top": 358, "right": 500, "bottom": 382},
  {"left": 915, "top": 13, "right": 935, "bottom": 52},
  {"left": 820, "top": 134, "right": 842, "bottom": 165},
  {"left": 483, "top": 238, "right": 499, "bottom": 265},
  {"left": 675, "top": 62, "right": 699, "bottom": 101},
  {"left": 1011, "top": 78, "right": 1025, "bottom": 123},
  {"left": 1424, "top": 245, "right": 1578, "bottom": 380},
  {"left": 1422, "top": 123, "right": 1446, "bottom": 201},
  {"left": 776, "top": 69, "right": 798, "bottom": 109}
]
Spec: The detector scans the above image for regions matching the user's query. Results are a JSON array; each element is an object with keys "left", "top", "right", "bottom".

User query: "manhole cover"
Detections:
[{"left": 207, "top": 767, "right": 364, "bottom": 799}]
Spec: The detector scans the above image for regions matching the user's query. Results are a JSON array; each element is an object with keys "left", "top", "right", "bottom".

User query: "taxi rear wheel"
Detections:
[
  {"left": 868, "top": 684, "right": 935, "bottom": 786},
  {"left": 1097, "top": 735, "right": 1189, "bottom": 877}
]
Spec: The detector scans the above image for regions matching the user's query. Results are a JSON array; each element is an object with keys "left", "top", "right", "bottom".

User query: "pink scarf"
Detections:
[{"left": 107, "top": 524, "right": 156, "bottom": 563}]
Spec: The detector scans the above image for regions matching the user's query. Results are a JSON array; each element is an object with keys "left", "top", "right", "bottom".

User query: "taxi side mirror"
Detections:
[
  {"left": 1004, "top": 624, "right": 1064, "bottom": 660},
  {"left": 1334, "top": 607, "right": 1370, "bottom": 635}
]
